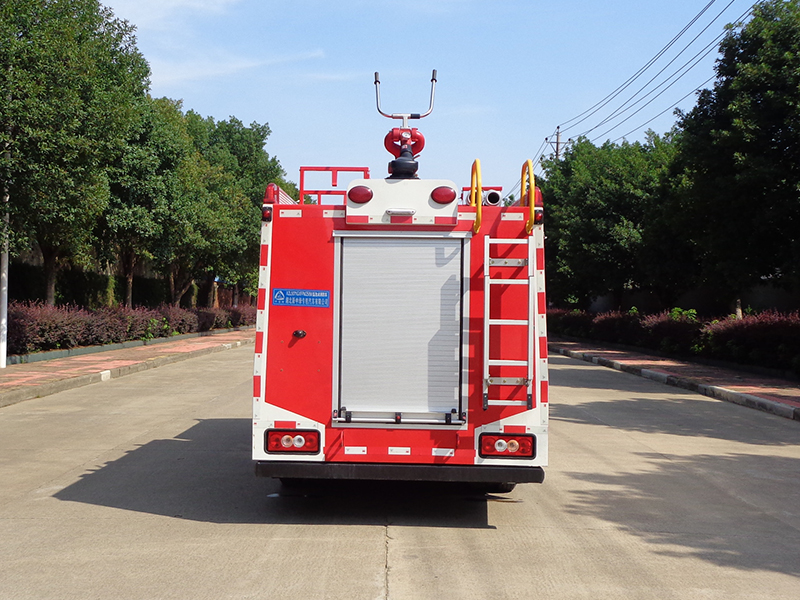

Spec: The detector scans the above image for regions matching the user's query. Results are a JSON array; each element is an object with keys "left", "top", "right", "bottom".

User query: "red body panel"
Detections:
[{"left": 253, "top": 188, "right": 549, "bottom": 477}]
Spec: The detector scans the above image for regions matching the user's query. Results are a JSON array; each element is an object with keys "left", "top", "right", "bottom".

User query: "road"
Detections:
[{"left": 0, "top": 348, "right": 798, "bottom": 599}]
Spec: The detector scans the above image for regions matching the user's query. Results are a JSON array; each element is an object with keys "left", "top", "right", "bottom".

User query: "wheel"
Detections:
[
  {"left": 279, "top": 477, "right": 311, "bottom": 489},
  {"left": 483, "top": 482, "right": 516, "bottom": 494}
]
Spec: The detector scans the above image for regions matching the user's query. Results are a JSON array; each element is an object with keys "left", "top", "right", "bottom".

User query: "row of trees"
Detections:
[
  {"left": 1, "top": 0, "right": 295, "bottom": 308},
  {"left": 540, "top": 0, "right": 800, "bottom": 313}
]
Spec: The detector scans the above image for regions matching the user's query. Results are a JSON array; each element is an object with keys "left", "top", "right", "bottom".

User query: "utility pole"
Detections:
[
  {"left": 1, "top": 174, "right": 8, "bottom": 370},
  {"left": 544, "top": 126, "right": 564, "bottom": 160}
]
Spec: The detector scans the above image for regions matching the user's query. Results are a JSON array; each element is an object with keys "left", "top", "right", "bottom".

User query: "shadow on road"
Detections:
[
  {"left": 551, "top": 397, "right": 800, "bottom": 446},
  {"left": 54, "top": 418, "right": 492, "bottom": 529},
  {"left": 562, "top": 451, "right": 800, "bottom": 577}
]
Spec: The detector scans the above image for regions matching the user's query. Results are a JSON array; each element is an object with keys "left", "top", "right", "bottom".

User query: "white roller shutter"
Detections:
[{"left": 338, "top": 237, "right": 463, "bottom": 417}]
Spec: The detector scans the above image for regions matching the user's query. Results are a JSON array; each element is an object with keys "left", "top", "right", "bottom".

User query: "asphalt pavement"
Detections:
[{"left": 1, "top": 328, "right": 798, "bottom": 422}]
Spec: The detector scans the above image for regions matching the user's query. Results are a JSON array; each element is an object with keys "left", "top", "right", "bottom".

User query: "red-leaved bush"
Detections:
[
  {"left": 7, "top": 302, "right": 257, "bottom": 356},
  {"left": 698, "top": 311, "right": 800, "bottom": 373},
  {"left": 547, "top": 308, "right": 800, "bottom": 375}
]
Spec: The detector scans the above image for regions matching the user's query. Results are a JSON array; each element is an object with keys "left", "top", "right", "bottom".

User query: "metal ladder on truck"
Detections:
[
  {"left": 482, "top": 234, "right": 535, "bottom": 410},
  {"left": 470, "top": 158, "right": 540, "bottom": 412}
]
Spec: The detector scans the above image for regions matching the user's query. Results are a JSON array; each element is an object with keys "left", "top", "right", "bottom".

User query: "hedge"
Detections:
[
  {"left": 7, "top": 302, "right": 256, "bottom": 356},
  {"left": 548, "top": 308, "right": 800, "bottom": 376}
]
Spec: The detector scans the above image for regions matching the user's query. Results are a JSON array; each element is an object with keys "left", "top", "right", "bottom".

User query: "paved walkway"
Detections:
[
  {"left": 549, "top": 337, "right": 800, "bottom": 422},
  {"left": 0, "top": 329, "right": 255, "bottom": 409}
]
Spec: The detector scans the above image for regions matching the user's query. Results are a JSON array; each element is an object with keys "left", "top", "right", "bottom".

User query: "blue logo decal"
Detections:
[{"left": 272, "top": 288, "right": 330, "bottom": 308}]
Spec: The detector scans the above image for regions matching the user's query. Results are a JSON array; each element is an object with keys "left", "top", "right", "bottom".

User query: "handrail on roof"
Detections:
[
  {"left": 469, "top": 159, "right": 483, "bottom": 233},
  {"left": 299, "top": 166, "right": 370, "bottom": 204}
]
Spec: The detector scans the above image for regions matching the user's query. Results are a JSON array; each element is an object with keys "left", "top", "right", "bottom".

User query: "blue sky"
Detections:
[{"left": 103, "top": 0, "right": 755, "bottom": 198}]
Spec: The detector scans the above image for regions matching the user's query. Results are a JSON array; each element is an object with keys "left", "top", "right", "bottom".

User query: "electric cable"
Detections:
[
  {"left": 588, "top": 4, "right": 754, "bottom": 141},
  {"left": 578, "top": 0, "right": 738, "bottom": 137},
  {"left": 557, "top": 0, "right": 719, "bottom": 134},
  {"left": 610, "top": 74, "right": 716, "bottom": 143}
]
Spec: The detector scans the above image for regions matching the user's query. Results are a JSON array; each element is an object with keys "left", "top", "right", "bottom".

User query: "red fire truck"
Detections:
[{"left": 253, "top": 71, "right": 548, "bottom": 490}]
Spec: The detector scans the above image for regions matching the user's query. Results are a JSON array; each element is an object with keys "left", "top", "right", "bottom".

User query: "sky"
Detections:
[{"left": 102, "top": 0, "right": 756, "bottom": 199}]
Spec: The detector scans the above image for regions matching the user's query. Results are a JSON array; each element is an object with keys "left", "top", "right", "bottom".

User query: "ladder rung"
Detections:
[
  {"left": 489, "top": 319, "right": 528, "bottom": 326},
  {"left": 487, "top": 279, "right": 528, "bottom": 285},
  {"left": 487, "top": 377, "right": 528, "bottom": 386},
  {"left": 488, "top": 258, "right": 528, "bottom": 267},
  {"left": 488, "top": 359, "right": 528, "bottom": 366},
  {"left": 486, "top": 399, "right": 529, "bottom": 406},
  {"left": 489, "top": 238, "right": 529, "bottom": 245}
]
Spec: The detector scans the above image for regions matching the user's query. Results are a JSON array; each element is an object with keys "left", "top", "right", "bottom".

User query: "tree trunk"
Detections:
[
  {"left": 198, "top": 272, "right": 216, "bottom": 308},
  {"left": 121, "top": 250, "right": 136, "bottom": 309},
  {"left": 169, "top": 265, "right": 194, "bottom": 307},
  {"left": 41, "top": 245, "right": 58, "bottom": 306},
  {"left": 232, "top": 284, "right": 239, "bottom": 308}
]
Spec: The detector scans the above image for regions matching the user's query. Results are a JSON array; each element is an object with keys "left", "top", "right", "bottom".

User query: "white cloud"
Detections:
[
  {"left": 150, "top": 49, "right": 325, "bottom": 87},
  {"left": 103, "top": 0, "right": 242, "bottom": 29}
]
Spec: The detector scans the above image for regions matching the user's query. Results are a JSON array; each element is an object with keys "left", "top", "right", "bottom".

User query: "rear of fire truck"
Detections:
[{"left": 252, "top": 71, "right": 548, "bottom": 489}]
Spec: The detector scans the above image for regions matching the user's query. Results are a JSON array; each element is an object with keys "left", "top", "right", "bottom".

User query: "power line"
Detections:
[
  {"left": 557, "top": 0, "right": 719, "bottom": 134},
  {"left": 589, "top": 3, "right": 754, "bottom": 142},
  {"left": 577, "top": 0, "right": 738, "bottom": 138},
  {"left": 588, "top": 33, "right": 727, "bottom": 141},
  {"left": 610, "top": 74, "right": 716, "bottom": 143}
]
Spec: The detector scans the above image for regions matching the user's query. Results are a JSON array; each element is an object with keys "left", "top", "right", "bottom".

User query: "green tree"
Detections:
[
  {"left": 675, "top": 0, "right": 800, "bottom": 304},
  {"left": 0, "top": 0, "right": 149, "bottom": 304},
  {"left": 183, "top": 112, "right": 293, "bottom": 306},
  {"left": 100, "top": 96, "right": 193, "bottom": 308},
  {"left": 541, "top": 132, "right": 675, "bottom": 308}
]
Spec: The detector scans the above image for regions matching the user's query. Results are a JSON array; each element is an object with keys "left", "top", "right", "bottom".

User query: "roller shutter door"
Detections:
[{"left": 338, "top": 237, "right": 463, "bottom": 417}]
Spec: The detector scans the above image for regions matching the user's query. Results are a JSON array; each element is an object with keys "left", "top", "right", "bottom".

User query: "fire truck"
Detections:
[{"left": 253, "top": 71, "right": 548, "bottom": 491}]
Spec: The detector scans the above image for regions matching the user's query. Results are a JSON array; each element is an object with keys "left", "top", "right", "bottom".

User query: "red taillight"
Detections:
[
  {"left": 431, "top": 186, "right": 457, "bottom": 204},
  {"left": 266, "top": 429, "right": 320, "bottom": 454},
  {"left": 348, "top": 185, "right": 373, "bottom": 204},
  {"left": 479, "top": 434, "right": 535, "bottom": 458},
  {"left": 534, "top": 207, "right": 544, "bottom": 224}
]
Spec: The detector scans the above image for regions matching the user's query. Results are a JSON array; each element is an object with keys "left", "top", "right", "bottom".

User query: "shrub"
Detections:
[
  {"left": 590, "top": 311, "right": 645, "bottom": 346},
  {"left": 640, "top": 311, "right": 704, "bottom": 355},
  {"left": 194, "top": 308, "right": 231, "bottom": 331},
  {"left": 547, "top": 309, "right": 594, "bottom": 338},
  {"left": 6, "top": 301, "right": 255, "bottom": 356},
  {"left": 159, "top": 305, "right": 198, "bottom": 334},
  {"left": 229, "top": 305, "right": 257, "bottom": 327},
  {"left": 699, "top": 311, "right": 800, "bottom": 374},
  {"left": 7, "top": 303, "right": 91, "bottom": 354}
]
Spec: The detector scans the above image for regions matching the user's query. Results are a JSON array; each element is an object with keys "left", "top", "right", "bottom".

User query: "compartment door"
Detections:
[{"left": 338, "top": 237, "right": 463, "bottom": 420}]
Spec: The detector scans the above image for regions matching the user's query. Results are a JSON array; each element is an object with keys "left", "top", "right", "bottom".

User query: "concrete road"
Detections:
[{"left": 0, "top": 349, "right": 798, "bottom": 599}]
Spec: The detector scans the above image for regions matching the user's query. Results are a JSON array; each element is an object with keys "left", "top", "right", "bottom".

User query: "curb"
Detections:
[
  {"left": 0, "top": 337, "right": 254, "bottom": 410},
  {"left": 550, "top": 345, "right": 800, "bottom": 422}
]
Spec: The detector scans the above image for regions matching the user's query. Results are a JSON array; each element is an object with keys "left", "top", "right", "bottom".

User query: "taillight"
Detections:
[
  {"left": 348, "top": 185, "right": 373, "bottom": 204},
  {"left": 479, "top": 433, "right": 535, "bottom": 458},
  {"left": 431, "top": 186, "right": 457, "bottom": 204},
  {"left": 266, "top": 429, "right": 320, "bottom": 454}
]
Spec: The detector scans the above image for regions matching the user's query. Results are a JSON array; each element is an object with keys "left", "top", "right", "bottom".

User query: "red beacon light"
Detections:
[
  {"left": 431, "top": 186, "right": 457, "bottom": 204},
  {"left": 348, "top": 185, "right": 373, "bottom": 204}
]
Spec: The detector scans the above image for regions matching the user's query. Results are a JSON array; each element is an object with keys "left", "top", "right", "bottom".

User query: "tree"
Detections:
[
  {"left": 100, "top": 96, "right": 193, "bottom": 308},
  {"left": 0, "top": 0, "right": 149, "bottom": 304},
  {"left": 182, "top": 112, "right": 293, "bottom": 307},
  {"left": 675, "top": 0, "right": 800, "bottom": 304},
  {"left": 540, "top": 133, "right": 675, "bottom": 308}
]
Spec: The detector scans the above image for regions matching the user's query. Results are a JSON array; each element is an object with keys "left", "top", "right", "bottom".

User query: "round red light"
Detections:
[
  {"left": 431, "top": 186, "right": 457, "bottom": 204},
  {"left": 348, "top": 185, "right": 373, "bottom": 204}
]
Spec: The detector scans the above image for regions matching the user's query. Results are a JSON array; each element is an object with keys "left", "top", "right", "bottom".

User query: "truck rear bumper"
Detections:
[{"left": 255, "top": 461, "right": 545, "bottom": 484}]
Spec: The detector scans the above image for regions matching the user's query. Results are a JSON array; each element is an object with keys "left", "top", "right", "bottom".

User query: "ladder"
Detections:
[{"left": 482, "top": 235, "right": 534, "bottom": 410}]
